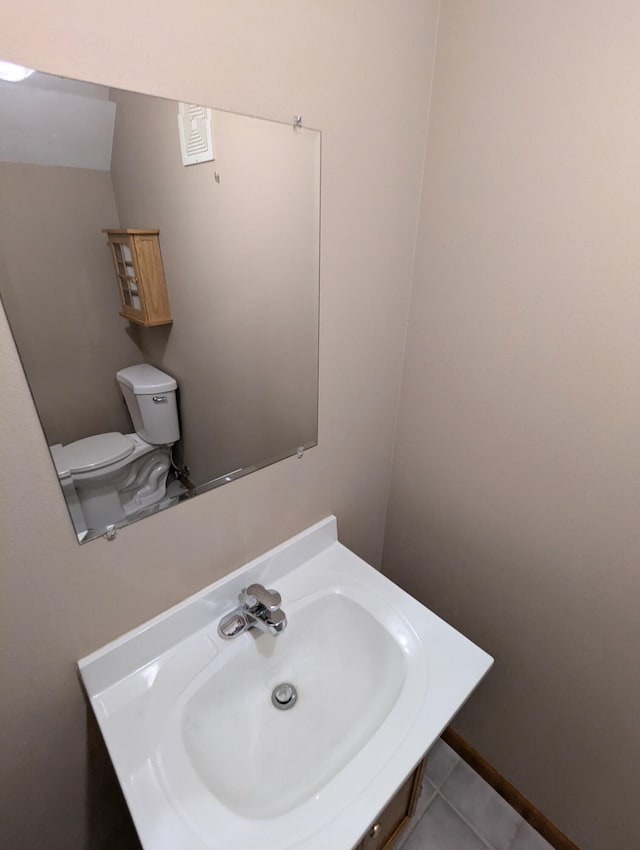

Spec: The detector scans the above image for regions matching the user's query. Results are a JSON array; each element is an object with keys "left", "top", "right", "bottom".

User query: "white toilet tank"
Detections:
[{"left": 116, "top": 365, "right": 180, "bottom": 446}]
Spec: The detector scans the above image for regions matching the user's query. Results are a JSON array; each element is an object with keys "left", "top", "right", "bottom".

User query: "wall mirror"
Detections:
[{"left": 0, "top": 65, "right": 320, "bottom": 543}]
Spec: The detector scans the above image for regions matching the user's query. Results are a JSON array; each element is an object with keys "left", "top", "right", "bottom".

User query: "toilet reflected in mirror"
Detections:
[{"left": 49, "top": 365, "right": 184, "bottom": 540}]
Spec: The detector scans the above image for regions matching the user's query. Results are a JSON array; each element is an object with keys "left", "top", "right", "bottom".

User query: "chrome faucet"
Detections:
[{"left": 218, "top": 583, "right": 287, "bottom": 639}]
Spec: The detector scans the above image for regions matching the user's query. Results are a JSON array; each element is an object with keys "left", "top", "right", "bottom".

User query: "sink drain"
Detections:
[{"left": 271, "top": 682, "right": 298, "bottom": 710}]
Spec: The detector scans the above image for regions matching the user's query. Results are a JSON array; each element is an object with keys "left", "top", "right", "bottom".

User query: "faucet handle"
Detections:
[
  {"left": 242, "top": 583, "right": 282, "bottom": 611},
  {"left": 266, "top": 608, "right": 287, "bottom": 633}
]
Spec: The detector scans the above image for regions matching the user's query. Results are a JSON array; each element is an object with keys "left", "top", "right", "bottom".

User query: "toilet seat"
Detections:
[{"left": 51, "top": 432, "right": 135, "bottom": 477}]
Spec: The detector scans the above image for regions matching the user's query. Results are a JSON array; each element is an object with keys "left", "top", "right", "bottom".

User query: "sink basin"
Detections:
[
  {"left": 181, "top": 593, "right": 406, "bottom": 818},
  {"left": 79, "top": 516, "right": 492, "bottom": 850}
]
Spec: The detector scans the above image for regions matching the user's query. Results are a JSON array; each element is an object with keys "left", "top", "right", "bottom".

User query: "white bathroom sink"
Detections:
[{"left": 78, "top": 516, "right": 493, "bottom": 850}]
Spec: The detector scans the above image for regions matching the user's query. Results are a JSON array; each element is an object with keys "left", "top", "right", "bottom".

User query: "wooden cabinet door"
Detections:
[
  {"left": 356, "top": 757, "right": 425, "bottom": 850},
  {"left": 107, "top": 233, "right": 147, "bottom": 324}
]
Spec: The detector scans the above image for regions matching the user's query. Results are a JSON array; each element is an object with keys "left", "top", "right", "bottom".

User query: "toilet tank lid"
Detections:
[
  {"left": 50, "top": 433, "right": 135, "bottom": 476},
  {"left": 117, "top": 364, "right": 177, "bottom": 394}
]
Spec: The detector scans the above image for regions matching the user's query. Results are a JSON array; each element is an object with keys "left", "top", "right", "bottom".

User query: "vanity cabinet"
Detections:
[
  {"left": 103, "top": 229, "right": 172, "bottom": 326},
  {"left": 353, "top": 757, "right": 425, "bottom": 850}
]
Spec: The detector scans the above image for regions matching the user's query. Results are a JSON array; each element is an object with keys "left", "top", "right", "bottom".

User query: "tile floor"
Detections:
[{"left": 392, "top": 739, "right": 554, "bottom": 850}]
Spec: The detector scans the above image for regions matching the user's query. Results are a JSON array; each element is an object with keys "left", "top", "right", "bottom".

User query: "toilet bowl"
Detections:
[
  {"left": 50, "top": 433, "right": 172, "bottom": 530},
  {"left": 50, "top": 365, "right": 180, "bottom": 533}
]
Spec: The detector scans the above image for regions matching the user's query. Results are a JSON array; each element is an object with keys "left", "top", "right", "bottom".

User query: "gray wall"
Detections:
[
  {"left": 0, "top": 1, "right": 439, "bottom": 848},
  {"left": 383, "top": 3, "right": 640, "bottom": 849},
  {"left": 109, "top": 91, "right": 319, "bottom": 484},
  {"left": 0, "top": 162, "right": 140, "bottom": 445}
]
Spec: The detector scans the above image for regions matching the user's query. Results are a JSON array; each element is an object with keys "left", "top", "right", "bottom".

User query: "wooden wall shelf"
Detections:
[{"left": 103, "top": 228, "right": 172, "bottom": 327}]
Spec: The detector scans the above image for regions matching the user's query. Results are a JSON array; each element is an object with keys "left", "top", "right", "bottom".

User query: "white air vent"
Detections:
[{"left": 178, "top": 102, "right": 215, "bottom": 166}]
